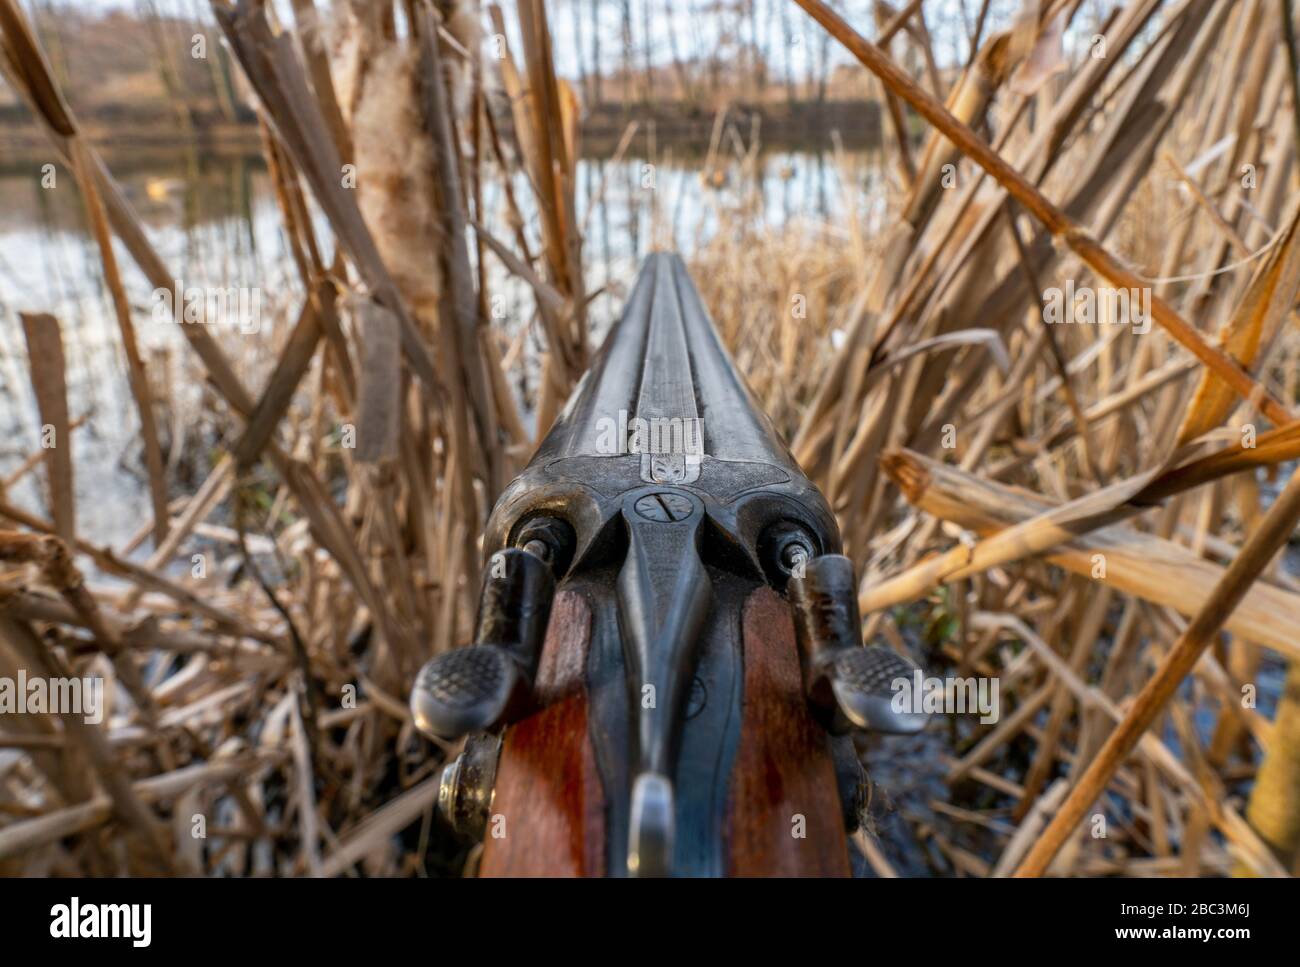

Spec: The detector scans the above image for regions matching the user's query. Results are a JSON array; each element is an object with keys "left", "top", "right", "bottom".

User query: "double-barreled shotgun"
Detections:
[{"left": 409, "top": 254, "right": 927, "bottom": 877}]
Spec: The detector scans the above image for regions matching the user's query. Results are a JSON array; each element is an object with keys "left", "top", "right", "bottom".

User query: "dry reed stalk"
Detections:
[
  {"left": 0, "top": 754, "right": 281, "bottom": 860},
  {"left": 1176, "top": 192, "right": 1300, "bottom": 444},
  {"left": 865, "top": 419, "right": 1300, "bottom": 613},
  {"left": 1, "top": 414, "right": 87, "bottom": 491},
  {"left": 1241, "top": 660, "right": 1300, "bottom": 871},
  {"left": 215, "top": 1, "right": 445, "bottom": 394},
  {"left": 417, "top": 3, "right": 505, "bottom": 491},
  {"left": 66, "top": 139, "right": 171, "bottom": 550},
  {"left": 792, "top": 0, "right": 1292, "bottom": 426},
  {"left": 0, "top": 613, "right": 179, "bottom": 873},
  {"left": 879, "top": 448, "right": 1300, "bottom": 658},
  {"left": 487, "top": 1, "right": 587, "bottom": 435},
  {"left": 17, "top": 313, "right": 74, "bottom": 546},
  {"left": 3, "top": 3, "right": 385, "bottom": 578},
  {"left": 234, "top": 299, "right": 325, "bottom": 469},
  {"left": 1015, "top": 463, "right": 1300, "bottom": 876},
  {"left": 974, "top": 610, "right": 1282, "bottom": 876},
  {"left": 0, "top": 4, "right": 169, "bottom": 549}
]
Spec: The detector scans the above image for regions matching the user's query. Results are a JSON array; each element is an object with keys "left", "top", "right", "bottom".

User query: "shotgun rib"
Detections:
[{"left": 412, "top": 253, "right": 925, "bottom": 876}]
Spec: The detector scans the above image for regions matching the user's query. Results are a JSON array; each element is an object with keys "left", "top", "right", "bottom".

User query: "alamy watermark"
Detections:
[
  {"left": 891, "top": 670, "right": 1000, "bottom": 724},
  {"left": 151, "top": 280, "right": 262, "bottom": 334},
  {"left": 1042, "top": 281, "right": 1151, "bottom": 334},
  {"left": 50, "top": 897, "right": 151, "bottom": 947},
  {"left": 0, "top": 671, "right": 104, "bottom": 724},
  {"left": 594, "top": 408, "right": 704, "bottom": 463}
]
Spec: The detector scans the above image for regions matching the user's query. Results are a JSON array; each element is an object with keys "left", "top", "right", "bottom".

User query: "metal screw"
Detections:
[
  {"left": 783, "top": 543, "right": 809, "bottom": 575},
  {"left": 684, "top": 676, "right": 708, "bottom": 719},
  {"left": 521, "top": 538, "right": 551, "bottom": 564},
  {"left": 633, "top": 492, "right": 694, "bottom": 522}
]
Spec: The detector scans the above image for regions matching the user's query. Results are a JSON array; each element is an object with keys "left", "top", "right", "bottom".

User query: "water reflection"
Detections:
[{"left": 0, "top": 147, "right": 880, "bottom": 546}]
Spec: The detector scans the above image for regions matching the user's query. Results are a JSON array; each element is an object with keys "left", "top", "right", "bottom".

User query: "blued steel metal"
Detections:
[
  {"left": 436, "top": 732, "right": 501, "bottom": 841},
  {"left": 412, "top": 254, "right": 914, "bottom": 876},
  {"left": 484, "top": 253, "right": 839, "bottom": 587},
  {"left": 410, "top": 545, "right": 557, "bottom": 740},
  {"left": 633, "top": 263, "right": 702, "bottom": 485},
  {"left": 789, "top": 554, "right": 927, "bottom": 736},
  {"left": 479, "top": 254, "right": 840, "bottom": 876}
]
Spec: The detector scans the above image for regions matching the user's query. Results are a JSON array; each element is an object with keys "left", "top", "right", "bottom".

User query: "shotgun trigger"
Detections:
[
  {"left": 628, "top": 773, "right": 674, "bottom": 877},
  {"left": 789, "top": 554, "right": 928, "bottom": 736},
  {"left": 616, "top": 488, "right": 713, "bottom": 876}
]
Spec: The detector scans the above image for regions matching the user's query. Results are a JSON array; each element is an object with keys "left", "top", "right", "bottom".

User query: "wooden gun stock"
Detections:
[
  {"left": 480, "top": 588, "right": 849, "bottom": 877},
  {"left": 479, "top": 591, "right": 605, "bottom": 876}
]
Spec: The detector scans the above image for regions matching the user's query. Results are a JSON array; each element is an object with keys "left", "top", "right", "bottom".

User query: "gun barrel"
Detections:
[
  {"left": 430, "top": 254, "right": 853, "bottom": 877},
  {"left": 486, "top": 253, "right": 838, "bottom": 570},
  {"left": 535, "top": 253, "right": 803, "bottom": 471}
]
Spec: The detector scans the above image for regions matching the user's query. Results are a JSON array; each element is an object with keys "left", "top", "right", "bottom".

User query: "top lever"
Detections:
[
  {"left": 409, "top": 517, "right": 573, "bottom": 741},
  {"left": 788, "top": 553, "right": 928, "bottom": 736}
]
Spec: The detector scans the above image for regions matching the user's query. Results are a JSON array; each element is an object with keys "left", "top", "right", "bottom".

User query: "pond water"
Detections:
[{"left": 0, "top": 146, "right": 884, "bottom": 548}]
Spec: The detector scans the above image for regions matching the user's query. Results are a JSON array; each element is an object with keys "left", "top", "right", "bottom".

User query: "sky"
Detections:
[
  {"left": 40, "top": 0, "right": 1133, "bottom": 87},
  {"left": 46, "top": 0, "right": 1110, "bottom": 84}
]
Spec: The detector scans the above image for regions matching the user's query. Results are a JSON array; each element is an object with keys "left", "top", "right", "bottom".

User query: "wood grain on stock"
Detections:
[
  {"left": 479, "top": 590, "right": 606, "bottom": 877},
  {"left": 480, "top": 585, "right": 849, "bottom": 876},
  {"left": 726, "top": 586, "right": 850, "bottom": 876}
]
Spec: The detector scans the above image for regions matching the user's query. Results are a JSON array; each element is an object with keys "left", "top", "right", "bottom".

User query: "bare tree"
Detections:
[
  {"left": 570, "top": 0, "right": 589, "bottom": 101},
  {"left": 621, "top": 0, "right": 634, "bottom": 102},
  {"left": 664, "top": 0, "right": 695, "bottom": 103},
  {"left": 591, "top": 0, "right": 604, "bottom": 104},
  {"left": 780, "top": 0, "right": 795, "bottom": 103},
  {"left": 641, "top": 0, "right": 653, "bottom": 104}
]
